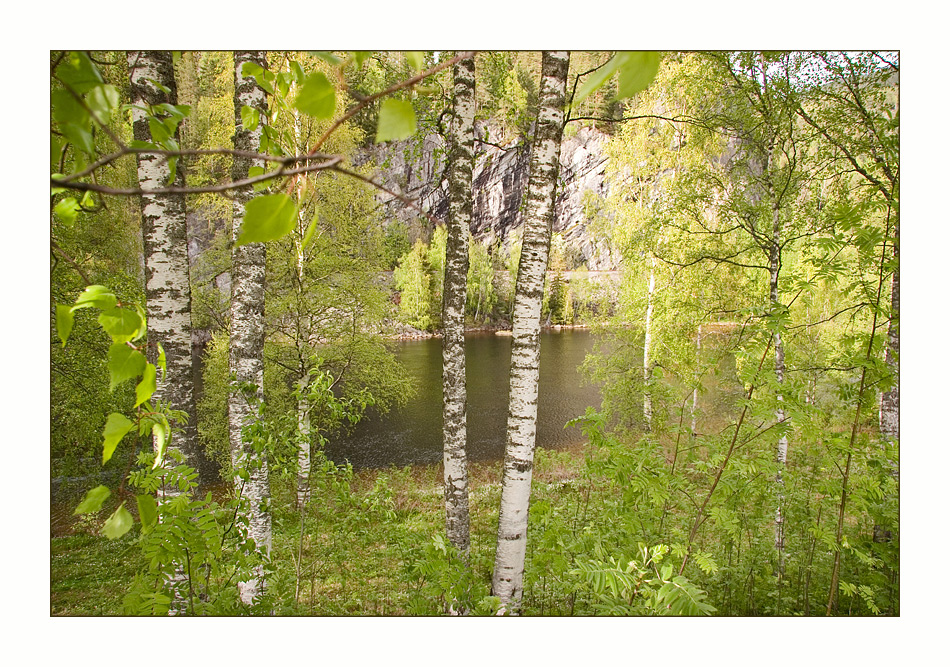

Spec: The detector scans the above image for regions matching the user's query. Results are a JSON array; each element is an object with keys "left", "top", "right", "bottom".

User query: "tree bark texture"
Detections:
[
  {"left": 127, "top": 51, "right": 198, "bottom": 479},
  {"left": 441, "top": 54, "right": 475, "bottom": 556},
  {"left": 879, "top": 217, "right": 899, "bottom": 445},
  {"left": 769, "top": 203, "right": 788, "bottom": 560},
  {"left": 491, "top": 51, "right": 569, "bottom": 613},
  {"left": 296, "top": 375, "right": 311, "bottom": 510},
  {"left": 229, "top": 50, "right": 271, "bottom": 605}
]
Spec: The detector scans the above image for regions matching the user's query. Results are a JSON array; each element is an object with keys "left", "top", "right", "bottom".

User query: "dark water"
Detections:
[{"left": 326, "top": 329, "right": 603, "bottom": 469}]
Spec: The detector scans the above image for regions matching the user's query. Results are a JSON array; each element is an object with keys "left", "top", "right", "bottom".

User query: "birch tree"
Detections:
[
  {"left": 127, "top": 51, "right": 198, "bottom": 482},
  {"left": 442, "top": 53, "right": 475, "bottom": 556},
  {"left": 492, "top": 50, "right": 570, "bottom": 613},
  {"left": 229, "top": 50, "right": 271, "bottom": 605}
]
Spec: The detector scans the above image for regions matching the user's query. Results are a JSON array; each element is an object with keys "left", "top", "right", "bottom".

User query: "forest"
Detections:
[{"left": 49, "top": 49, "right": 899, "bottom": 619}]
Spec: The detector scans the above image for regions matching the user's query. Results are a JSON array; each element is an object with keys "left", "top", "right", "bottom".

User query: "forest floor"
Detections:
[{"left": 50, "top": 441, "right": 590, "bottom": 616}]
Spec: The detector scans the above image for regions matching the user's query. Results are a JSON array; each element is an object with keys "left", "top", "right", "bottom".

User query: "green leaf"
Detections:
[
  {"left": 86, "top": 84, "right": 120, "bottom": 124},
  {"left": 98, "top": 306, "right": 143, "bottom": 344},
  {"left": 135, "top": 363, "right": 157, "bottom": 408},
  {"left": 405, "top": 51, "right": 424, "bottom": 71},
  {"left": 128, "top": 139, "right": 159, "bottom": 151},
  {"left": 240, "top": 105, "right": 260, "bottom": 132},
  {"left": 353, "top": 51, "right": 372, "bottom": 68},
  {"left": 101, "top": 502, "right": 133, "bottom": 539},
  {"left": 157, "top": 342, "right": 166, "bottom": 378},
  {"left": 616, "top": 51, "right": 661, "bottom": 100},
  {"left": 375, "top": 99, "right": 417, "bottom": 143},
  {"left": 56, "top": 305, "right": 74, "bottom": 347},
  {"left": 58, "top": 52, "right": 104, "bottom": 94},
  {"left": 102, "top": 412, "right": 134, "bottom": 464},
  {"left": 294, "top": 72, "right": 336, "bottom": 119},
  {"left": 50, "top": 171, "right": 66, "bottom": 195},
  {"left": 236, "top": 194, "right": 298, "bottom": 245},
  {"left": 53, "top": 197, "right": 81, "bottom": 225},
  {"left": 74, "top": 485, "right": 111, "bottom": 515},
  {"left": 108, "top": 342, "right": 147, "bottom": 391},
  {"left": 148, "top": 117, "right": 171, "bottom": 143},
  {"left": 289, "top": 60, "right": 306, "bottom": 84},
  {"left": 73, "top": 284, "right": 117, "bottom": 311},
  {"left": 311, "top": 51, "right": 343, "bottom": 66},
  {"left": 136, "top": 494, "right": 158, "bottom": 532},
  {"left": 247, "top": 165, "right": 272, "bottom": 192},
  {"left": 132, "top": 304, "right": 148, "bottom": 341},
  {"left": 301, "top": 211, "right": 319, "bottom": 250},
  {"left": 571, "top": 56, "right": 625, "bottom": 108},
  {"left": 151, "top": 421, "right": 168, "bottom": 469}
]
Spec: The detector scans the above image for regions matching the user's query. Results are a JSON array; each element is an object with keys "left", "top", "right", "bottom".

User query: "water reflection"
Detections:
[{"left": 326, "top": 329, "right": 602, "bottom": 469}]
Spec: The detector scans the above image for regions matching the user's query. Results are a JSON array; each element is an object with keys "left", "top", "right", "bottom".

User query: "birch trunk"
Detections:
[
  {"left": 491, "top": 51, "right": 569, "bottom": 613},
  {"left": 879, "top": 218, "right": 899, "bottom": 445},
  {"left": 128, "top": 50, "right": 198, "bottom": 614},
  {"left": 691, "top": 324, "right": 701, "bottom": 437},
  {"left": 296, "top": 375, "right": 311, "bottom": 509},
  {"left": 643, "top": 255, "right": 656, "bottom": 430},
  {"left": 229, "top": 50, "right": 271, "bottom": 606},
  {"left": 442, "top": 53, "right": 475, "bottom": 557},
  {"left": 127, "top": 51, "right": 198, "bottom": 483},
  {"left": 769, "top": 202, "right": 788, "bottom": 568},
  {"left": 875, "top": 215, "right": 899, "bottom": 543}
]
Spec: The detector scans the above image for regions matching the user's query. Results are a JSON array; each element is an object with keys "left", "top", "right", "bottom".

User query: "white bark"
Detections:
[
  {"left": 296, "top": 375, "right": 311, "bottom": 510},
  {"left": 127, "top": 51, "right": 198, "bottom": 484},
  {"left": 128, "top": 51, "right": 198, "bottom": 614},
  {"left": 492, "top": 51, "right": 569, "bottom": 613},
  {"left": 769, "top": 202, "right": 788, "bottom": 561},
  {"left": 691, "top": 324, "right": 701, "bottom": 437},
  {"left": 229, "top": 51, "right": 271, "bottom": 606},
  {"left": 879, "top": 219, "right": 899, "bottom": 447},
  {"left": 442, "top": 54, "right": 475, "bottom": 557}
]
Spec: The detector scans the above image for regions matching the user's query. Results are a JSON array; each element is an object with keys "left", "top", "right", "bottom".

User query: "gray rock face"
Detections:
[{"left": 359, "top": 123, "right": 620, "bottom": 270}]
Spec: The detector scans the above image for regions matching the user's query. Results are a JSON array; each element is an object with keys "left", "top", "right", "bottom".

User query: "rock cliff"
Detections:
[{"left": 358, "top": 123, "right": 620, "bottom": 270}]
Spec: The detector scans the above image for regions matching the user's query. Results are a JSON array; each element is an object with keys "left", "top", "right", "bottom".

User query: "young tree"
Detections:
[
  {"left": 127, "top": 51, "right": 198, "bottom": 481},
  {"left": 492, "top": 50, "right": 570, "bottom": 612},
  {"left": 441, "top": 53, "right": 475, "bottom": 557},
  {"left": 229, "top": 50, "right": 271, "bottom": 605}
]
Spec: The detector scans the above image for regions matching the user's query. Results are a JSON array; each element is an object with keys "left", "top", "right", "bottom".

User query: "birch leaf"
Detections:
[
  {"left": 56, "top": 305, "right": 74, "bottom": 347},
  {"left": 136, "top": 494, "right": 158, "bottom": 533},
  {"left": 101, "top": 502, "right": 133, "bottom": 539},
  {"left": 102, "top": 412, "right": 134, "bottom": 464},
  {"left": 375, "top": 99, "right": 416, "bottom": 143},
  {"left": 236, "top": 194, "right": 298, "bottom": 245},
  {"left": 152, "top": 421, "right": 168, "bottom": 470},
  {"left": 73, "top": 284, "right": 117, "bottom": 311},
  {"left": 157, "top": 342, "right": 166, "bottom": 378},
  {"left": 74, "top": 485, "right": 111, "bottom": 515},
  {"left": 294, "top": 72, "right": 336, "bottom": 119},
  {"left": 108, "top": 343, "right": 147, "bottom": 391},
  {"left": 405, "top": 51, "right": 424, "bottom": 71},
  {"left": 571, "top": 55, "right": 624, "bottom": 108},
  {"left": 98, "top": 307, "right": 143, "bottom": 344},
  {"left": 240, "top": 105, "right": 260, "bottom": 132},
  {"left": 135, "top": 363, "right": 157, "bottom": 407},
  {"left": 54, "top": 197, "right": 81, "bottom": 224},
  {"left": 616, "top": 51, "right": 660, "bottom": 100}
]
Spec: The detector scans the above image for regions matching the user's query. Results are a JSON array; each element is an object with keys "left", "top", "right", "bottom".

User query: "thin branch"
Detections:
[
  {"left": 51, "top": 155, "right": 343, "bottom": 197},
  {"left": 330, "top": 164, "right": 445, "bottom": 228},
  {"left": 50, "top": 240, "right": 92, "bottom": 286},
  {"left": 308, "top": 51, "right": 476, "bottom": 155}
]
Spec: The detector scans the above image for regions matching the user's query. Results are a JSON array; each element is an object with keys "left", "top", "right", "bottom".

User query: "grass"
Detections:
[{"left": 50, "top": 443, "right": 589, "bottom": 616}]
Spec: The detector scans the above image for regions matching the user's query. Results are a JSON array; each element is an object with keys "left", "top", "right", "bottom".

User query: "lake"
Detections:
[{"left": 326, "top": 329, "right": 604, "bottom": 469}]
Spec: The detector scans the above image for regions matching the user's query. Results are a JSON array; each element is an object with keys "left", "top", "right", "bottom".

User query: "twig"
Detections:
[{"left": 308, "top": 51, "right": 476, "bottom": 155}]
